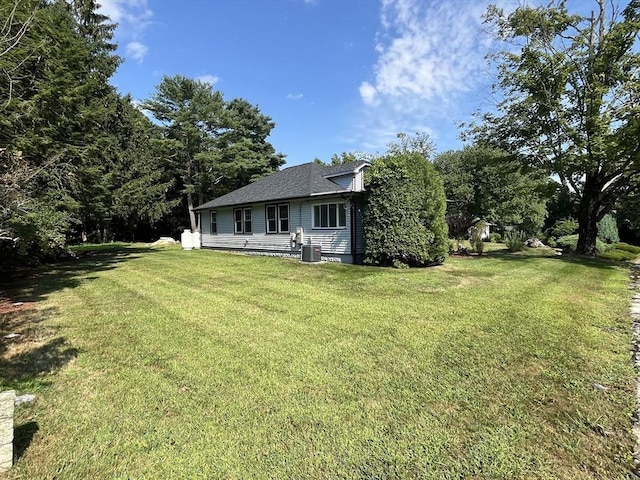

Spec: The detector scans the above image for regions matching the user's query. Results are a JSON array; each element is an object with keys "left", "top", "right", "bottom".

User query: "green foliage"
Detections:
[
  {"left": 0, "top": 0, "right": 127, "bottom": 257},
  {"left": 504, "top": 230, "right": 526, "bottom": 252},
  {"left": 489, "top": 232, "right": 502, "bottom": 243},
  {"left": 469, "top": 221, "right": 486, "bottom": 255},
  {"left": 551, "top": 218, "right": 578, "bottom": 238},
  {"left": 433, "top": 145, "right": 550, "bottom": 236},
  {"left": 544, "top": 185, "right": 577, "bottom": 232},
  {"left": 386, "top": 132, "right": 435, "bottom": 159},
  {"left": 364, "top": 152, "right": 448, "bottom": 267},
  {"left": 109, "top": 96, "right": 175, "bottom": 240},
  {"left": 471, "top": 1, "right": 640, "bottom": 255},
  {"left": 617, "top": 189, "right": 640, "bottom": 238},
  {"left": 614, "top": 242, "right": 640, "bottom": 254},
  {"left": 143, "top": 75, "right": 284, "bottom": 231},
  {"left": 0, "top": 202, "right": 70, "bottom": 268},
  {"left": 598, "top": 249, "right": 637, "bottom": 261},
  {"left": 473, "top": 237, "right": 485, "bottom": 255},
  {"left": 556, "top": 235, "right": 609, "bottom": 254},
  {"left": 597, "top": 214, "right": 619, "bottom": 244}
]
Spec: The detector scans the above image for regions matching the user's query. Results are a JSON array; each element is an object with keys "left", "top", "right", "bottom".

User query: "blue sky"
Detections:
[{"left": 101, "top": 0, "right": 516, "bottom": 166}]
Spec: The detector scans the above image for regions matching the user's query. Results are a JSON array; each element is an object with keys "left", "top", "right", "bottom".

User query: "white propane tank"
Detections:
[{"left": 181, "top": 229, "right": 193, "bottom": 250}]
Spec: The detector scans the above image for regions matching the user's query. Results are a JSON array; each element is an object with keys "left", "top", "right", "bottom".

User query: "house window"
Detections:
[
  {"left": 234, "top": 207, "right": 252, "bottom": 234},
  {"left": 313, "top": 203, "right": 347, "bottom": 229},
  {"left": 266, "top": 204, "right": 290, "bottom": 234},
  {"left": 279, "top": 205, "right": 289, "bottom": 233},
  {"left": 244, "top": 208, "right": 252, "bottom": 233},
  {"left": 210, "top": 211, "right": 217, "bottom": 234}
]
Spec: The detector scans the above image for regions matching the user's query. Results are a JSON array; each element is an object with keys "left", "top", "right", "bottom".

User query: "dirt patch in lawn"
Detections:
[
  {"left": 1, "top": 295, "right": 77, "bottom": 385},
  {"left": 0, "top": 297, "right": 37, "bottom": 315}
]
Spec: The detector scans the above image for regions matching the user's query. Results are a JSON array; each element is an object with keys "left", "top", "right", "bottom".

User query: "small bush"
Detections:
[
  {"left": 489, "top": 232, "right": 502, "bottom": 243},
  {"left": 469, "top": 222, "right": 486, "bottom": 255},
  {"left": 597, "top": 214, "right": 619, "bottom": 244},
  {"left": 598, "top": 249, "right": 637, "bottom": 261},
  {"left": 505, "top": 230, "right": 526, "bottom": 252},
  {"left": 551, "top": 218, "right": 578, "bottom": 237},
  {"left": 613, "top": 242, "right": 640, "bottom": 254},
  {"left": 448, "top": 239, "right": 457, "bottom": 254}
]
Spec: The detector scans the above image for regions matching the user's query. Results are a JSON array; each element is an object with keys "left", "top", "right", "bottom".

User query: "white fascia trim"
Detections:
[{"left": 309, "top": 190, "right": 350, "bottom": 197}]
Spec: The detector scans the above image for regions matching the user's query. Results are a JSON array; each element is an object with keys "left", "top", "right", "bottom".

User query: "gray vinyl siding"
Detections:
[
  {"left": 200, "top": 196, "right": 358, "bottom": 261},
  {"left": 300, "top": 197, "right": 351, "bottom": 255},
  {"left": 354, "top": 170, "right": 365, "bottom": 191},
  {"left": 329, "top": 174, "right": 354, "bottom": 190},
  {"left": 354, "top": 199, "right": 365, "bottom": 255},
  {"left": 201, "top": 203, "right": 291, "bottom": 251},
  {"left": 201, "top": 212, "right": 210, "bottom": 235}
]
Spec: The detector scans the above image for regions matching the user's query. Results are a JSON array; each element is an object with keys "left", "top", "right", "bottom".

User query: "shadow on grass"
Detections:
[
  {"left": 0, "top": 244, "right": 156, "bottom": 389},
  {"left": 14, "top": 421, "right": 39, "bottom": 460},
  {"left": 1, "top": 245, "right": 158, "bottom": 303},
  {"left": 0, "top": 337, "right": 78, "bottom": 384},
  {"left": 481, "top": 249, "right": 622, "bottom": 270}
]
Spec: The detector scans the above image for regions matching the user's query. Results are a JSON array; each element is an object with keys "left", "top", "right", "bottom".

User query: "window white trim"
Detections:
[
  {"left": 266, "top": 203, "right": 289, "bottom": 234},
  {"left": 312, "top": 202, "right": 347, "bottom": 229},
  {"left": 234, "top": 207, "right": 252, "bottom": 234}
]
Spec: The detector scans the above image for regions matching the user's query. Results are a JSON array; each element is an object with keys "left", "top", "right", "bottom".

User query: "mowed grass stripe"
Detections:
[{"left": 3, "top": 245, "right": 635, "bottom": 479}]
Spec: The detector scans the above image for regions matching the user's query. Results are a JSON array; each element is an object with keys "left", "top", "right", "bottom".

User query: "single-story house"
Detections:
[{"left": 193, "top": 161, "right": 370, "bottom": 264}]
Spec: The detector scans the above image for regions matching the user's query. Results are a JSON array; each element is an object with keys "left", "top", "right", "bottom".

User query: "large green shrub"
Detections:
[
  {"left": 0, "top": 202, "right": 70, "bottom": 268},
  {"left": 597, "top": 214, "right": 619, "bottom": 244},
  {"left": 364, "top": 152, "right": 448, "bottom": 267}
]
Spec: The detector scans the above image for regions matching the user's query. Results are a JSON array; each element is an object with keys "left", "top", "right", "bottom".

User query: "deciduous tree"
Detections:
[
  {"left": 433, "top": 146, "right": 551, "bottom": 237},
  {"left": 469, "top": 0, "right": 640, "bottom": 254}
]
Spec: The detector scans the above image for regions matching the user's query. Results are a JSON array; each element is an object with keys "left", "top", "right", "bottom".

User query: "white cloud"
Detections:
[
  {"left": 364, "top": 0, "right": 492, "bottom": 104},
  {"left": 125, "top": 41, "right": 148, "bottom": 62},
  {"left": 286, "top": 93, "right": 304, "bottom": 100},
  {"left": 197, "top": 75, "right": 221, "bottom": 87},
  {"left": 359, "top": 82, "right": 378, "bottom": 106},
  {"left": 353, "top": 0, "right": 514, "bottom": 153},
  {"left": 99, "top": 0, "right": 153, "bottom": 26},
  {"left": 98, "top": 0, "right": 153, "bottom": 61}
]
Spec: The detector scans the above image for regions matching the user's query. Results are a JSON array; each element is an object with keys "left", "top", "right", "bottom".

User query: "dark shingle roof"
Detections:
[{"left": 194, "top": 161, "right": 368, "bottom": 210}]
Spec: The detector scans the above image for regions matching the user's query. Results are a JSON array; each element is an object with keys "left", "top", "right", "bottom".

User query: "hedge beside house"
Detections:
[{"left": 363, "top": 152, "right": 448, "bottom": 267}]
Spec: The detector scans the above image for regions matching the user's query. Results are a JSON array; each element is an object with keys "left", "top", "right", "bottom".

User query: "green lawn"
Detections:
[{"left": 1, "top": 245, "right": 636, "bottom": 479}]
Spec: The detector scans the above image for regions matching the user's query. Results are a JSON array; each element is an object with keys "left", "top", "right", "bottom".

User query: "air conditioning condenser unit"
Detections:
[{"left": 302, "top": 244, "right": 321, "bottom": 262}]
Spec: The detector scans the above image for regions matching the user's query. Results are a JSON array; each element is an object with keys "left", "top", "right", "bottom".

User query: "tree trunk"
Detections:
[
  {"left": 187, "top": 192, "right": 197, "bottom": 232},
  {"left": 576, "top": 194, "right": 599, "bottom": 255}
]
